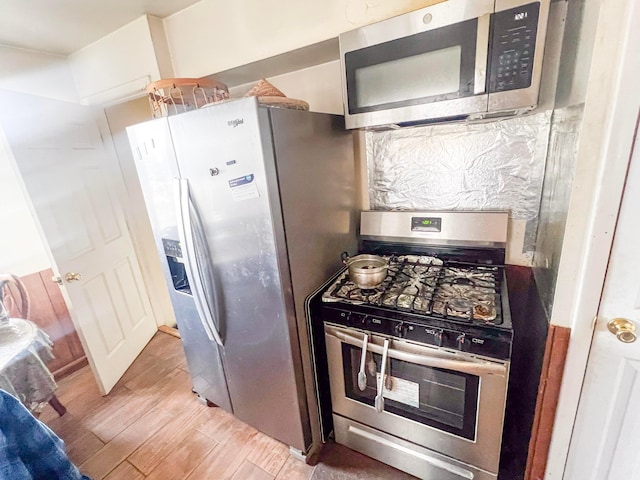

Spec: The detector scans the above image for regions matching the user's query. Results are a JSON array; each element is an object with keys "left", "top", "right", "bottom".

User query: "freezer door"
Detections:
[
  {"left": 126, "top": 118, "right": 231, "bottom": 411},
  {"left": 168, "top": 98, "right": 309, "bottom": 451}
]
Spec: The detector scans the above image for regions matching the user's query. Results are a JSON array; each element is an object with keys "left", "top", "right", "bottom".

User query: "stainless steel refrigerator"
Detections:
[{"left": 126, "top": 97, "right": 357, "bottom": 454}]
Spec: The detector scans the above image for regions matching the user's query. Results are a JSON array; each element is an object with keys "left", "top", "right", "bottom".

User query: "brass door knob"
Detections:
[
  {"left": 607, "top": 318, "right": 636, "bottom": 343},
  {"left": 64, "top": 272, "right": 82, "bottom": 283}
]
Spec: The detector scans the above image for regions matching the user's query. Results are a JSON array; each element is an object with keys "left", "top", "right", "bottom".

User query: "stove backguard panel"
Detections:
[{"left": 366, "top": 111, "right": 552, "bottom": 265}]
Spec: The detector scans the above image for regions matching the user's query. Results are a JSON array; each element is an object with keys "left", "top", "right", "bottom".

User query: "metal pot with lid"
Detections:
[{"left": 341, "top": 252, "right": 389, "bottom": 289}]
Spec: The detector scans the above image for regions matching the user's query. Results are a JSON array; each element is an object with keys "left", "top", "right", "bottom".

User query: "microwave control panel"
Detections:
[{"left": 488, "top": 2, "right": 540, "bottom": 93}]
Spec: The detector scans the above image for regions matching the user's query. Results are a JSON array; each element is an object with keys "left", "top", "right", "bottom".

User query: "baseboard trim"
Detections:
[
  {"left": 52, "top": 356, "right": 89, "bottom": 380},
  {"left": 525, "top": 324, "right": 571, "bottom": 480},
  {"left": 158, "top": 325, "right": 181, "bottom": 339}
]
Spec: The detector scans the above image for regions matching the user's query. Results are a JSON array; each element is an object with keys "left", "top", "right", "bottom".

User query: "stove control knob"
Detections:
[
  {"left": 394, "top": 323, "right": 405, "bottom": 338},
  {"left": 338, "top": 311, "right": 351, "bottom": 325},
  {"left": 424, "top": 328, "right": 443, "bottom": 346},
  {"left": 456, "top": 333, "right": 467, "bottom": 350}
]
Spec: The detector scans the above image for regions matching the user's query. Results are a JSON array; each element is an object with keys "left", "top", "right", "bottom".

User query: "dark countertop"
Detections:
[{"left": 499, "top": 265, "right": 549, "bottom": 480}]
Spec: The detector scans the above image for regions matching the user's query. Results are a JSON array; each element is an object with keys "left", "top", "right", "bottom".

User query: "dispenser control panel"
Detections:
[{"left": 162, "top": 238, "right": 183, "bottom": 259}]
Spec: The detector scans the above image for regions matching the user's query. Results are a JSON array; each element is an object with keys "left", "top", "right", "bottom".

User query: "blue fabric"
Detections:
[{"left": 0, "top": 389, "right": 90, "bottom": 480}]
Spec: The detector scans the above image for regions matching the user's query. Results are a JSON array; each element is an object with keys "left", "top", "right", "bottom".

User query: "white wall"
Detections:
[
  {"left": 0, "top": 45, "right": 80, "bottom": 276},
  {"left": 69, "top": 16, "right": 169, "bottom": 106},
  {"left": 0, "top": 131, "right": 50, "bottom": 276},
  {"left": 229, "top": 61, "right": 343, "bottom": 114},
  {"left": 164, "top": 0, "right": 444, "bottom": 78},
  {"left": 0, "top": 45, "right": 77, "bottom": 102}
]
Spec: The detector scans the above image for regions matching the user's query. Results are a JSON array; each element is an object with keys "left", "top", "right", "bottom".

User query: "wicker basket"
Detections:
[
  {"left": 147, "top": 78, "right": 229, "bottom": 118},
  {"left": 244, "top": 79, "right": 309, "bottom": 111}
]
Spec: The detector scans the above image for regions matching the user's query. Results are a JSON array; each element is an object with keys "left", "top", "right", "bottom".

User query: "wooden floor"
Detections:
[{"left": 39, "top": 332, "right": 316, "bottom": 480}]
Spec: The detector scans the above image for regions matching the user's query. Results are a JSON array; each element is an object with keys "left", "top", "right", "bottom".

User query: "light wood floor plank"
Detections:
[
  {"left": 37, "top": 332, "right": 353, "bottom": 480},
  {"left": 86, "top": 389, "right": 159, "bottom": 443},
  {"left": 45, "top": 372, "right": 113, "bottom": 423},
  {"left": 116, "top": 347, "right": 165, "bottom": 387},
  {"left": 196, "top": 407, "right": 238, "bottom": 443},
  {"left": 45, "top": 411, "right": 106, "bottom": 465},
  {"left": 123, "top": 355, "right": 181, "bottom": 392},
  {"left": 54, "top": 365, "right": 100, "bottom": 402},
  {"left": 147, "top": 330, "right": 185, "bottom": 363},
  {"left": 147, "top": 367, "right": 199, "bottom": 417},
  {"left": 45, "top": 412, "right": 89, "bottom": 444},
  {"left": 145, "top": 429, "right": 218, "bottom": 480},
  {"left": 103, "top": 461, "right": 146, "bottom": 480},
  {"left": 127, "top": 407, "right": 207, "bottom": 475},
  {"left": 65, "top": 429, "right": 107, "bottom": 466},
  {"left": 81, "top": 407, "right": 173, "bottom": 479},
  {"left": 186, "top": 421, "right": 259, "bottom": 479},
  {"left": 232, "top": 460, "right": 274, "bottom": 480},
  {"left": 246, "top": 431, "right": 290, "bottom": 476},
  {"left": 275, "top": 455, "right": 315, "bottom": 480}
]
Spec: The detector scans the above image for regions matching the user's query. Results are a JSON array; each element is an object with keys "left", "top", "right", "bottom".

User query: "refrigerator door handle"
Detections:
[{"left": 175, "top": 178, "right": 224, "bottom": 346}]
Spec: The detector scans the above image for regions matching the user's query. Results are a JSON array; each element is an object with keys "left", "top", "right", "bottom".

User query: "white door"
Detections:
[
  {"left": 0, "top": 90, "right": 157, "bottom": 394},
  {"left": 563, "top": 122, "right": 640, "bottom": 479}
]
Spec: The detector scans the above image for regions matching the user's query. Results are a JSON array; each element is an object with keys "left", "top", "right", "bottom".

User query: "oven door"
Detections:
[
  {"left": 324, "top": 323, "right": 509, "bottom": 474},
  {"left": 340, "top": 1, "right": 493, "bottom": 128}
]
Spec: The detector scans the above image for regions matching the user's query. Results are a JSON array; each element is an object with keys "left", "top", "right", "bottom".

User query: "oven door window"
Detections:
[
  {"left": 344, "top": 19, "right": 479, "bottom": 115},
  {"left": 342, "top": 344, "right": 479, "bottom": 440}
]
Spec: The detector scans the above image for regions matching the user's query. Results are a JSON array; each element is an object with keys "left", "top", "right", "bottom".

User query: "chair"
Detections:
[{"left": 0, "top": 275, "right": 66, "bottom": 416}]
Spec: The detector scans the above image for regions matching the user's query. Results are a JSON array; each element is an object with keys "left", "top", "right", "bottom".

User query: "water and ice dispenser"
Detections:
[{"left": 162, "top": 238, "right": 191, "bottom": 294}]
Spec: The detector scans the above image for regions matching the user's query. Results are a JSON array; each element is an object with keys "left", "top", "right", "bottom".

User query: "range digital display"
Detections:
[{"left": 411, "top": 217, "right": 442, "bottom": 233}]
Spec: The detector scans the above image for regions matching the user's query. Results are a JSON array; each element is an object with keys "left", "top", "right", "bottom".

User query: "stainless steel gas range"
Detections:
[{"left": 307, "top": 210, "right": 512, "bottom": 480}]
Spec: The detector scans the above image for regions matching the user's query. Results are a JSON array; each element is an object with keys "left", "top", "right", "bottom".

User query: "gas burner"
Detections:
[
  {"left": 432, "top": 283, "right": 498, "bottom": 322},
  {"left": 323, "top": 255, "right": 501, "bottom": 324},
  {"left": 359, "top": 288, "right": 380, "bottom": 296},
  {"left": 334, "top": 282, "right": 384, "bottom": 304},
  {"left": 323, "top": 255, "right": 442, "bottom": 309},
  {"left": 432, "top": 266, "right": 499, "bottom": 322},
  {"left": 449, "top": 297, "right": 473, "bottom": 311}
]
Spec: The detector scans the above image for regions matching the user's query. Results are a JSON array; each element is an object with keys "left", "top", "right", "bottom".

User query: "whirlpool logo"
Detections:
[{"left": 227, "top": 118, "right": 244, "bottom": 128}]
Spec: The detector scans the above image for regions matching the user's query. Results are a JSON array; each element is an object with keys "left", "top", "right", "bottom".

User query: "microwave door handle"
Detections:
[
  {"left": 474, "top": 13, "right": 491, "bottom": 95},
  {"left": 174, "top": 178, "right": 224, "bottom": 346},
  {"left": 375, "top": 339, "right": 390, "bottom": 413},
  {"left": 326, "top": 326, "right": 506, "bottom": 377}
]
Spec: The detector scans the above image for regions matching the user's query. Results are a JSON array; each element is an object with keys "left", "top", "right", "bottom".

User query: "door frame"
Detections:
[
  {"left": 543, "top": 0, "right": 640, "bottom": 477},
  {"left": 102, "top": 97, "right": 177, "bottom": 330}
]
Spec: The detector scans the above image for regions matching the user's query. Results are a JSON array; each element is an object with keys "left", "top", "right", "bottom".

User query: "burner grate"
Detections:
[{"left": 322, "top": 255, "right": 503, "bottom": 324}]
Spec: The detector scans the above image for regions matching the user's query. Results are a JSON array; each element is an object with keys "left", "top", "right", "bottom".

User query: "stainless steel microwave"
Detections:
[{"left": 339, "top": 0, "right": 550, "bottom": 129}]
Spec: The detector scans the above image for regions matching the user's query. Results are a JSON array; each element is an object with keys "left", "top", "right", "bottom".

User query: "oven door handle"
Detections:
[{"left": 326, "top": 326, "right": 507, "bottom": 377}]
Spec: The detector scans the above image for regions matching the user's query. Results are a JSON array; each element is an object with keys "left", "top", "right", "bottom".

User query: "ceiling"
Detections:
[{"left": 0, "top": 0, "right": 203, "bottom": 56}]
